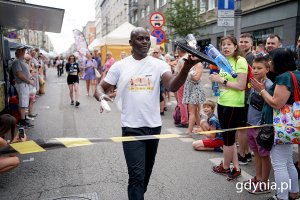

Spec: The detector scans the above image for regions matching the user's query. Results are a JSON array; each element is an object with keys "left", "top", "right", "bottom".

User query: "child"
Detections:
[
  {"left": 28, "top": 69, "right": 37, "bottom": 118},
  {"left": 192, "top": 100, "right": 223, "bottom": 151},
  {"left": 0, "top": 114, "right": 27, "bottom": 174},
  {"left": 245, "top": 56, "right": 273, "bottom": 194}
]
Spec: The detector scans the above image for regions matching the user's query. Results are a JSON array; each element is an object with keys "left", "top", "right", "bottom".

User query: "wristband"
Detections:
[
  {"left": 223, "top": 79, "right": 228, "bottom": 86},
  {"left": 259, "top": 89, "right": 266, "bottom": 96}
]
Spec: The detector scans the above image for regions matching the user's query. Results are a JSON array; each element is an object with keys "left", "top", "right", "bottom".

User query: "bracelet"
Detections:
[
  {"left": 259, "top": 89, "right": 266, "bottom": 96},
  {"left": 223, "top": 79, "right": 228, "bottom": 86}
]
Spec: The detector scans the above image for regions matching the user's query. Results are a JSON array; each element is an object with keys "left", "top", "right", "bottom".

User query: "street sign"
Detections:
[
  {"left": 151, "top": 29, "right": 166, "bottom": 45},
  {"left": 218, "top": 18, "right": 234, "bottom": 27},
  {"left": 218, "top": 0, "right": 234, "bottom": 27},
  {"left": 7, "top": 32, "right": 17, "bottom": 39},
  {"left": 218, "top": 0, "right": 234, "bottom": 10},
  {"left": 218, "top": 10, "right": 234, "bottom": 18},
  {"left": 149, "top": 12, "right": 165, "bottom": 29}
]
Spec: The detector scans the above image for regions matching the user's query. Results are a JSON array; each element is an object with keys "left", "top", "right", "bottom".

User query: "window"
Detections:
[
  {"left": 208, "top": 0, "right": 215, "bottom": 10},
  {"left": 146, "top": 5, "right": 150, "bottom": 15},
  {"left": 141, "top": 9, "right": 145, "bottom": 18},
  {"left": 154, "top": 0, "right": 160, "bottom": 9},
  {"left": 134, "top": 11, "right": 138, "bottom": 22},
  {"left": 192, "top": 0, "right": 196, "bottom": 7},
  {"left": 199, "top": 0, "right": 206, "bottom": 14},
  {"left": 162, "top": 0, "right": 167, "bottom": 6}
]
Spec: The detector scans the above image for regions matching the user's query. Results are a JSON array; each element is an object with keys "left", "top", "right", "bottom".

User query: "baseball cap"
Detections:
[{"left": 15, "top": 44, "right": 27, "bottom": 50}]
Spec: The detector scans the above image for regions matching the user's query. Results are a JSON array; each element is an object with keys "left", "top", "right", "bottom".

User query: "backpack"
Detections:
[{"left": 173, "top": 105, "right": 181, "bottom": 125}]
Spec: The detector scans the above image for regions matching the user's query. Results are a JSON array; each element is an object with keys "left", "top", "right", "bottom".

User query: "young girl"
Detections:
[
  {"left": 0, "top": 114, "right": 26, "bottom": 174},
  {"left": 245, "top": 56, "right": 273, "bottom": 194},
  {"left": 183, "top": 60, "right": 206, "bottom": 134},
  {"left": 210, "top": 36, "right": 248, "bottom": 181}
]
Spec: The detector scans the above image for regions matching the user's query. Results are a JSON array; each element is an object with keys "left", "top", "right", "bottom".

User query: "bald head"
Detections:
[
  {"left": 130, "top": 27, "right": 148, "bottom": 40},
  {"left": 129, "top": 27, "right": 151, "bottom": 60}
]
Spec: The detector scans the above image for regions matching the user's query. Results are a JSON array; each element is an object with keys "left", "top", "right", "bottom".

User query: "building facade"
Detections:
[
  {"left": 83, "top": 21, "right": 96, "bottom": 45},
  {"left": 95, "top": 0, "right": 102, "bottom": 38},
  {"left": 131, "top": 0, "right": 300, "bottom": 52},
  {"left": 194, "top": 0, "right": 300, "bottom": 50},
  {"left": 99, "top": 0, "right": 129, "bottom": 37}
]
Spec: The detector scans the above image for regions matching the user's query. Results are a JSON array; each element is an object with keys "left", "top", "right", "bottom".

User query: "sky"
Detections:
[{"left": 27, "top": 0, "right": 96, "bottom": 54}]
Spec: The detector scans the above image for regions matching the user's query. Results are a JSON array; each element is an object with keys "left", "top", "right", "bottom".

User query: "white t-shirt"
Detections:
[{"left": 104, "top": 55, "right": 171, "bottom": 128}]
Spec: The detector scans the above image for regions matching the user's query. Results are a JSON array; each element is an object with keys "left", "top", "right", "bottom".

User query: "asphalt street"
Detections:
[{"left": 0, "top": 67, "right": 298, "bottom": 200}]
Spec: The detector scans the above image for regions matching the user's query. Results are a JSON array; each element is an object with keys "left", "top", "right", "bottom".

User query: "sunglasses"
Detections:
[
  {"left": 153, "top": 52, "right": 159, "bottom": 54},
  {"left": 254, "top": 53, "right": 270, "bottom": 59},
  {"left": 175, "top": 56, "right": 179, "bottom": 58}
]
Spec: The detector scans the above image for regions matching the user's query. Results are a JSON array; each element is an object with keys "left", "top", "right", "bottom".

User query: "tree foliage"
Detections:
[{"left": 164, "top": 0, "right": 204, "bottom": 38}]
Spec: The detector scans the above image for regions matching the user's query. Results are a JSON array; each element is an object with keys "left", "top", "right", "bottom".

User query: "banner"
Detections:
[{"left": 72, "top": 29, "right": 90, "bottom": 64}]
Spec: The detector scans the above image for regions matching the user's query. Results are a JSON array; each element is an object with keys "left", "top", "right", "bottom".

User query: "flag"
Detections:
[{"left": 72, "top": 29, "right": 90, "bottom": 63}]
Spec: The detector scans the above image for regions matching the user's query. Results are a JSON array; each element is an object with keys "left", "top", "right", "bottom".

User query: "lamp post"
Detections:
[{"left": 234, "top": 0, "right": 242, "bottom": 40}]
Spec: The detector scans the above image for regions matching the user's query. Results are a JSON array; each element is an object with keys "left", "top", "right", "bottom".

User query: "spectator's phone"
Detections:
[{"left": 19, "top": 128, "right": 25, "bottom": 139}]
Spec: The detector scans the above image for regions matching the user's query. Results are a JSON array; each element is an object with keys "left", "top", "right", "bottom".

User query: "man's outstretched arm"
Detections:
[{"left": 162, "top": 56, "right": 200, "bottom": 92}]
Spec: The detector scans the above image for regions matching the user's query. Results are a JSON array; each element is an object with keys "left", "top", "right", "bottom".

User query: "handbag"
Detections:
[
  {"left": 94, "top": 68, "right": 101, "bottom": 79},
  {"left": 273, "top": 71, "right": 300, "bottom": 145},
  {"left": 250, "top": 92, "right": 264, "bottom": 111},
  {"left": 256, "top": 125, "right": 274, "bottom": 151}
]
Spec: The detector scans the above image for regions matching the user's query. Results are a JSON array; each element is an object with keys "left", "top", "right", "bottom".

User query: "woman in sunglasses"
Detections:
[{"left": 66, "top": 55, "right": 80, "bottom": 107}]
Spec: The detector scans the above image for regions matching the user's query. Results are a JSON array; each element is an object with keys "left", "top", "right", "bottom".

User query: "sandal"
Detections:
[
  {"left": 248, "top": 182, "right": 271, "bottom": 195},
  {"left": 243, "top": 176, "right": 259, "bottom": 185}
]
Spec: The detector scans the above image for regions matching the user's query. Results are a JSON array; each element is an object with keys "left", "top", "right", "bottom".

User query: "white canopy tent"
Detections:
[
  {"left": 97, "top": 22, "right": 157, "bottom": 64},
  {"left": 88, "top": 38, "right": 101, "bottom": 50},
  {"left": 99, "top": 22, "right": 157, "bottom": 47}
]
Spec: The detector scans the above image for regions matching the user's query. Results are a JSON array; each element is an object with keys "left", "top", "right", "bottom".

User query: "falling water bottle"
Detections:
[{"left": 205, "top": 44, "right": 237, "bottom": 78}]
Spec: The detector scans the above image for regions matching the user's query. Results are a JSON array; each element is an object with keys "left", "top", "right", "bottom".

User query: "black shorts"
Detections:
[
  {"left": 67, "top": 75, "right": 79, "bottom": 85},
  {"left": 217, "top": 104, "right": 246, "bottom": 146}
]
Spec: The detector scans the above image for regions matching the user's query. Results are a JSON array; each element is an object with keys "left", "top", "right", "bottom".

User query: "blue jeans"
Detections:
[{"left": 122, "top": 126, "right": 161, "bottom": 200}]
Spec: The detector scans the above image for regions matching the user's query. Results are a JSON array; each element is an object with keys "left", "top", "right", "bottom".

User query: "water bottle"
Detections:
[
  {"left": 205, "top": 44, "right": 238, "bottom": 78},
  {"left": 212, "top": 82, "right": 220, "bottom": 96},
  {"left": 185, "top": 34, "right": 200, "bottom": 50}
]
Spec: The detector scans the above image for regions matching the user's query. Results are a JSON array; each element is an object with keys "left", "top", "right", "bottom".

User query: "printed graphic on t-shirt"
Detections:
[{"left": 128, "top": 75, "right": 154, "bottom": 92}]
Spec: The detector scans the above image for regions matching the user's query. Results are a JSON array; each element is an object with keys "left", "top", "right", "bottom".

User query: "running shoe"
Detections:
[
  {"left": 246, "top": 152, "right": 252, "bottom": 162},
  {"left": 28, "top": 113, "right": 38, "bottom": 118},
  {"left": 238, "top": 153, "right": 248, "bottom": 165},
  {"left": 227, "top": 168, "right": 241, "bottom": 181},
  {"left": 212, "top": 161, "right": 230, "bottom": 175},
  {"left": 20, "top": 122, "right": 34, "bottom": 129}
]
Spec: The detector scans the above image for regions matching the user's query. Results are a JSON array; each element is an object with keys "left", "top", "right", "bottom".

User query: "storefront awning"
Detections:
[{"left": 0, "top": 0, "right": 64, "bottom": 33}]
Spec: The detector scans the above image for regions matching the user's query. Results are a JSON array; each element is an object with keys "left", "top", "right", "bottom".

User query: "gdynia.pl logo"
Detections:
[{"left": 236, "top": 179, "right": 292, "bottom": 193}]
